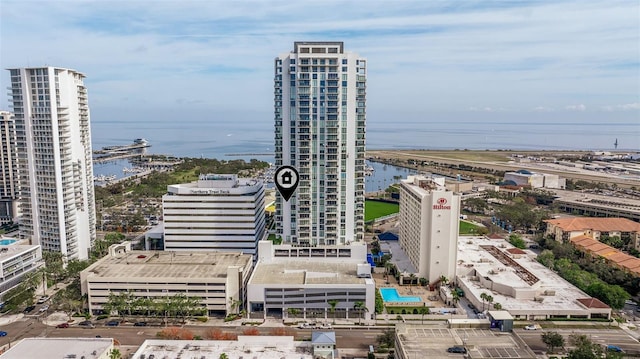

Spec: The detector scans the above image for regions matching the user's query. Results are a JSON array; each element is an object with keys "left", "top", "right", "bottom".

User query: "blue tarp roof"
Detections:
[{"left": 377, "top": 232, "right": 398, "bottom": 241}]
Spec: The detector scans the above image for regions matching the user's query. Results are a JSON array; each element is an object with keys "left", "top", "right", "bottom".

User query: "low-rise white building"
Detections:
[
  {"left": 0, "top": 338, "right": 114, "bottom": 359},
  {"left": 80, "top": 242, "right": 253, "bottom": 316},
  {"left": 163, "top": 174, "right": 266, "bottom": 257},
  {"left": 247, "top": 241, "right": 375, "bottom": 321},
  {"left": 0, "top": 243, "right": 43, "bottom": 298},
  {"left": 456, "top": 236, "right": 611, "bottom": 320},
  {"left": 399, "top": 175, "right": 460, "bottom": 284},
  {"left": 132, "top": 337, "right": 314, "bottom": 359},
  {"left": 503, "top": 170, "right": 565, "bottom": 189}
]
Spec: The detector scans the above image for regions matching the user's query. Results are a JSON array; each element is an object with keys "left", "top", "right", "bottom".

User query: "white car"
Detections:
[
  {"left": 524, "top": 325, "right": 537, "bottom": 330},
  {"left": 39, "top": 305, "right": 49, "bottom": 313}
]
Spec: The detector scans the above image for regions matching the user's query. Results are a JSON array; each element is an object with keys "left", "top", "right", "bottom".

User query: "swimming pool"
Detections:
[
  {"left": 379, "top": 288, "right": 421, "bottom": 303},
  {"left": 0, "top": 239, "right": 17, "bottom": 246}
]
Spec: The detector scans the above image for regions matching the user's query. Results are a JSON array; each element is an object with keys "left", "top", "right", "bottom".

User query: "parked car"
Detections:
[
  {"left": 23, "top": 305, "right": 35, "bottom": 314},
  {"left": 105, "top": 320, "right": 119, "bottom": 327},
  {"left": 56, "top": 323, "right": 69, "bottom": 328},
  {"left": 447, "top": 346, "right": 467, "bottom": 354},
  {"left": 524, "top": 325, "right": 537, "bottom": 330},
  {"left": 297, "top": 322, "right": 310, "bottom": 329},
  {"left": 39, "top": 305, "right": 49, "bottom": 313},
  {"left": 606, "top": 345, "right": 624, "bottom": 353},
  {"left": 0, "top": 331, "right": 6, "bottom": 337},
  {"left": 78, "top": 321, "right": 95, "bottom": 328},
  {"left": 36, "top": 296, "right": 50, "bottom": 304},
  {"left": 133, "top": 322, "right": 147, "bottom": 327}
]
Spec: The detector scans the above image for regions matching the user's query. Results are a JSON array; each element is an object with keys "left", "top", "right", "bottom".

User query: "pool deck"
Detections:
[{"left": 373, "top": 269, "right": 443, "bottom": 308}]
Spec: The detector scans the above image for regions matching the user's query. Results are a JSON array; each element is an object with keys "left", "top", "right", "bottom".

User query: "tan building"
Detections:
[
  {"left": 399, "top": 175, "right": 460, "bottom": 284},
  {"left": 544, "top": 217, "right": 640, "bottom": 250},
  {"left": 571, "top": 235, "right": 640, "bottom": 277},
  {"left": 80, "top": 242, "right": 253, "bottom": 316}
]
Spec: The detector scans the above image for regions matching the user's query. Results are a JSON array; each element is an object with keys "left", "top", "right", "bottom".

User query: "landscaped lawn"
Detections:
[
  {"left": 459, "top": 220, "right": 485, "bottom": 235},
  {"left": 365, "top": 200, "right": 399, "bottom": 222}
]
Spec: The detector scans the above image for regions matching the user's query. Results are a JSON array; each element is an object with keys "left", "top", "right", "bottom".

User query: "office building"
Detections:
[
  {"left": 274, "top": 41, "right": 366, "bottom": 246},
  {"left": 398, "top": 175, "right": 460, "bottom": 284},
  {"left": 80, "top": 242, "right": 253, "bottom": 316},
  {"left": 0, "top": 243, "right": 44, "bottom": 298},
  {"left": 162, "top": 174, "right": 266, "bottom": 257},
  {"left": 8, "top": 67, "right": 96, "bottom": 260},
  {"left": 0, "top": 111, "right": 19, "bottom": 224}
]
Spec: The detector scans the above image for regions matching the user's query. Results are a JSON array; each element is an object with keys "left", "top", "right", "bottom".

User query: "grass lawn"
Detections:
[
  {"left": 365, "top": 200, "right": 399, "bottom": 222},
  {"left": 459, "top": 220, "right": 485, "bottom": 235}
]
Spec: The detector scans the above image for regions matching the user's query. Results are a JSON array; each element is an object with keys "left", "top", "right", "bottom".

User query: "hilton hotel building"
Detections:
[{"left": 399, "top": 175, "right": 461, "bottom": 284}]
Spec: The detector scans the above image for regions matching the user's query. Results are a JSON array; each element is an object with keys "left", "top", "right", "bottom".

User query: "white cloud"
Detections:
[
  {"left": 533, "top": 106, "right": 554, "bottom": 112},
  {"left": 0, "top": 0, "right": 638, "bottom": 118},
  {"left": 601, "top": 103, "right": 640, "bottom": 111},
  {"left": 565, "top": 104, "right": 587, "bottom": 111}
]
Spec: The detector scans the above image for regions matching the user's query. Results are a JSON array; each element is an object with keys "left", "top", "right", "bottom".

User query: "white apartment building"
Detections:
[
  {"left": 0, "top": 244, "right": 44, "bottom": 299},
  {"left": 8, "top": 67, "right": 96, "bottom": 260},
  {"left": 399, "top": 175, "right": 460, "bottom": 284},
  {"left": 274, "top": 41, "right": 366, "bottom": 246},
  {"left": 80, "top": 242, "right": 253, "bottom": 316},
  {"left": 0, "top": 111, "right": 19, "bottom": 224},
  {"left": 247, "top": 241, "right": 375, "bottom": 321},
  {"left": 162, "top": 174, "right": 265, "bottom": 257}
]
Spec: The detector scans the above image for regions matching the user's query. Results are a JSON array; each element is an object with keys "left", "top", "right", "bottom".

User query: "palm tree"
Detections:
[
  {"left": 480, "top": 292, "right": 488, "bottom": 312},
  {"left": 384, "top": 262, "right": 393, "bottom": 283},
  {"left": 408, "top": 273, "right": 416, "bottom": 294},
  {"left": 493, "top": 303, "right": 502, "bottom": 310},
  {"left": 451, "top": 290, "right": 460, "bottom": 307},
  {"left": 353, "top": 301, "right": 365, "bottom": 325},
  {"left": 418, "top": 306, "right": 430, "bottom": 324},
  {"left": 439, "top": 275, "right": 449, "bottom": 288},
  {"left": 485, "top": 295, "right": 494, "bottom": 311},
  {"left": 328, "top": 300, "right": 338, "bottom": 324}
]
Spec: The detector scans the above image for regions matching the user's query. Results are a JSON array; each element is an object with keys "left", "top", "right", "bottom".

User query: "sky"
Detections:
[{"left": 1, "top": 0, "right": 639, "bottom": 129}]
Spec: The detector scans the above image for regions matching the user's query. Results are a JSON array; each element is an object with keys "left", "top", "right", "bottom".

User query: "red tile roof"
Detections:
[
  {"left": 506, "top": 248, "right": 526, "bottom": 255},
  {"left": 577, "top": 298, "right": 610, "bottom": 309},
  {"left": 545, "top": 217, "right": 640, "bottom": 232},
  {"left": 570, "top": 235, "right": 640, "bottom": 277}
]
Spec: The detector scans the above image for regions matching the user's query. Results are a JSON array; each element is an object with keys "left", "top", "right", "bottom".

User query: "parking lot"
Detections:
[{"left": 395, "top": 325, "right": 537, "bottom": 359}]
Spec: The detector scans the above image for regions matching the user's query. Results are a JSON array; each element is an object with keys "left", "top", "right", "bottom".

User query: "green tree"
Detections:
[
  {"left": 541, "top": 331, "right": 565, "bottom": 354},
  {"left": 328, "top": 300, "right": 338, "bottom": 324},
  {"left": 419, "top": 306, "right": 430, "bottom": 324},
  {"left": 353, "top": 301, "right": 365, "bottom": 325},
  {"left": 408, "top": 273, "right": 416, "bottom": 293},
  {"left": 493, "top": 303, "right": 502, "bottom": 310},
  {"left": 108, "top": 348, "right": 121, "bottom": 359},
  {"left": 508, "top": 234, "right": 527, "bottom": 249},
  {"left": 567, "top": 334, "right": 606, "bottom": 359},
  {"left": 376, "top": 329, "right": 395, "bottom": 349},
  {"left": 537, "top": 250, "right": 555, "bottom": 268},
  {"left": 480, "top": 292, "right": 488, "bottom": 312}
]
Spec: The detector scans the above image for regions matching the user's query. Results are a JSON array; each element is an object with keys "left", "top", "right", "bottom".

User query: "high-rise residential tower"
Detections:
[
  {"left": 8, "top": 67, "right": 96, "bottom": 260},
  {"left": 274, "top": 41, "right": 366, "bottom": 246},
  {"left": 0, "top": 111, "right": 19, "bottom": 224}
]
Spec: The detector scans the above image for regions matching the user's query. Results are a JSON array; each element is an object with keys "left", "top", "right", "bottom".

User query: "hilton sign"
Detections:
[{"left": 433, "top": 197, "right": 451, "bottom": 210}]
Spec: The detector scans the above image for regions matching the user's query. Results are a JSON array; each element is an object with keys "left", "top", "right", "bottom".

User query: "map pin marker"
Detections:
[{"left": 274, "top": 166, "right": 299, "bottom": 202}]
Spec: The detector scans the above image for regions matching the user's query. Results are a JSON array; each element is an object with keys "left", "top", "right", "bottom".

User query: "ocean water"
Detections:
[{"left": 90, "top": 116, "right": 640, "bottom": 161}]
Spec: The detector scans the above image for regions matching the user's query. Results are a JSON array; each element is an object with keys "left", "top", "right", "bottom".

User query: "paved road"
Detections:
[{"left": 0, "top": 318, "right": 384, "bottom": 352}]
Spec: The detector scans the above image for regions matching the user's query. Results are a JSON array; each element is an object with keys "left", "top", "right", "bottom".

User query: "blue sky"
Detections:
[{"left": 1, "top": 0, "right": 639, "bottom": 127}]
